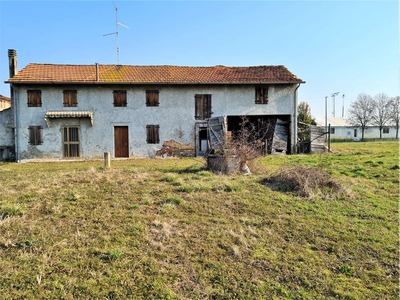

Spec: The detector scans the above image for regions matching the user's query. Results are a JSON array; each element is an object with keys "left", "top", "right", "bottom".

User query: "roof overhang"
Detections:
[
  {"left": 6, "top": 81, "right": 305, "bottom": 85},
  {"left": 44, "top": 110, "right": 93, "bottom": 128}
]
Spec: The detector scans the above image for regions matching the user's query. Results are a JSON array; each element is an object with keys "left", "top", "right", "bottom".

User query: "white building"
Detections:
[
  {"left": 2, "top": 49, "right": 305, "bottom": 162},
  {"left": 315, "top": 117, "right": 398, "bottom": 141}
]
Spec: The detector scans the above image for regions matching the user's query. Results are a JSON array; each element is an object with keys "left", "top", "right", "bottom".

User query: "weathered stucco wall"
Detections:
[
  {"left": 12, "top": 84, "right": 296, "bottom": 161},
  {"left": 0, "top": 107, "right": 15, "bottom": 160}
]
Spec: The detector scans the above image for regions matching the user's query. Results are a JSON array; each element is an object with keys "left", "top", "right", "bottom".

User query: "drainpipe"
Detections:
[
  {"left": 14, "top": 88, "right": 20, "bottom": 162},
  {"left": 8, "top": 49, "right": 20, "bottom": 162},
  {"left": 293, "top": 83, "right": 301, "bottom": 154}
]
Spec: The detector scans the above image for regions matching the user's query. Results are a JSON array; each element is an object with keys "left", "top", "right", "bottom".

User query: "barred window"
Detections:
[
  {"left": 113, "top": 90, "right": 127, "bottom": 107},
  {"left": 63, "top": 90, "right": 78, "bottom": 107},
  {"left": 28, "top": 126, "right": 43, "bottom": 145},
  {"left": 146, "top": 125, "right": 160, "bottom": 144},
  {"left": 27, "top": 90, "right": 42, "bottom": 107},
  {"left": 63, "top": 126, "right": 80, "bottom": 158},
  {"left": 146, "top": 90, "right": 159, "bottom": 107}
]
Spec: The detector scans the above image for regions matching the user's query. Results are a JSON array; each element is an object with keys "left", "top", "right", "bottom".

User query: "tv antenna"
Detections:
[{"left": 103, "top": 1, "right": 129, "bottom": 64}]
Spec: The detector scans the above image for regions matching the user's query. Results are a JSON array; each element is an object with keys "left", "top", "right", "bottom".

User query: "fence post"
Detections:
[
  {"left": 104, "top": 152, "right": 111, "bottom": 168},
  {"left": 328, "top": 124, "right": 331, "bottom": 152}
]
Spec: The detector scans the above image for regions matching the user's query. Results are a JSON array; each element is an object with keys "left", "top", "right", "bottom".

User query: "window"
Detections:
[
  {"left": 255, "top": 86, "right": 268, "bottom": 104},
  {"left": 195, "top": 94, "right": 212, "bottom": 120},
  {"left": 383, "top": 127, "right": 389, "bottom": 134},
  {"left": 113, "top": 90, "right": 127, "bottom": 107},
  {"left": 63, "top": 126, "right": 80, "bottom": 158},
  {"left": 27, "top": 90, "right": 42, "bottom": 107},
  {"left": 146, "top": 90, "right": 159, "bottom": 107},
  {"left": 28, "top": 126, "right": 43, "bottom": 145},
  {"left": 354, "top": 129, "right": 357, "bottom": 137},
  {"left": 330, "top": 128, "right": 335, "bottom": 134},
  {"left": 63, "top": 90, "right": 78, "bottom": 107},
  {"left": 146, "top": 125, "right": 160, "bottom": 144}
]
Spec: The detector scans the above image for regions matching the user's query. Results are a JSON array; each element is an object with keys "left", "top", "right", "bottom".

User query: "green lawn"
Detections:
[{"left": 0, "top": 141, "right": 398, "bottom": 299}]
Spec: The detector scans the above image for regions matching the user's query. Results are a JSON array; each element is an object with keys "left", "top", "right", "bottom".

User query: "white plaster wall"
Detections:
[
  {"left": 331, "top": 126, "right": 398, "bottom": 139},
  {"left": 14, "top": 84, "right": 296, "bottom": 160}
]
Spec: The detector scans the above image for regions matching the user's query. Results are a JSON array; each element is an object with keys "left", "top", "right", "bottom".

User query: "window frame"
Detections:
[
  {"left": 63, "top": 90, "right": 78, "bottom": 107},
  {"left": 255, "top": 86, "right": 268, "bottom": 104},
  {"left": 113, "top": 90, "right": 127, "bottom": 107},
  {"left": 63, "top": 126, "right": 80, "bottom": 158},
  {"left": 146, "top": 125, "right": 160, "bottom": 144},
  {"left": 146, "top": 90, "right": 160, "bottom": 107},
  {"left": 194, "top": 94, "right": 212, "bottom": 120},
  {"left": 28, "top": 126, "right": 43, "bottom": 145},
  {"left": 383, "top": 127, "right": 389, "bottom": 134},
  {"left": 27, "top": 90, "right": 42, "bottom": 107}
]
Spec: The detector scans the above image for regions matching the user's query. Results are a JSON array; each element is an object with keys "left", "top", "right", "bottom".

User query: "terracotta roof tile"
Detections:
[
  {"left": 0, "top": 94, "right": 11, "bottom": 102},
  {"left": 6, "top": 64, "right": 304, "bottom": 84}
]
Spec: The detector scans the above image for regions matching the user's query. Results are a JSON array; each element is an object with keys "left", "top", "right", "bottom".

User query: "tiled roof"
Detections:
[
  {"left": 315, "top": 117, "right": 352, "bottom": 127},
  {"left": 6, "top": 64, "right": 304, "bottom": 84},
  {"left": 0, "top": 94, "right": 11, "bottom": 102}
]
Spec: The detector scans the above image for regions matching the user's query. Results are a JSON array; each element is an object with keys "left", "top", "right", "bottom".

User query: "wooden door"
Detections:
[{"left": 114, "top": 126, "right": 129, "bottom": 158}]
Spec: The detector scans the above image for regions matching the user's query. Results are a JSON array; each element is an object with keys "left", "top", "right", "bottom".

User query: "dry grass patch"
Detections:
[{"left": 263, "top": 165, "right": 351, "bottom": 199}]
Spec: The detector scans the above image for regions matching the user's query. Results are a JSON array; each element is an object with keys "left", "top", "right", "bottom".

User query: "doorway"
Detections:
[{"left": 114, "top": 126, "right": 129, "bottom": 157}]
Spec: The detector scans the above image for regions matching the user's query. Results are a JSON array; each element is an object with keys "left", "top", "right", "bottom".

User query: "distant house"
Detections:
[
  {"left": 0, "top": 94, "right": 11, "bottom": 111},
  {"left": 315, "top": 117, "right": 397, "bottom": 140},
  {"left": 3, "top": 49, "right": 305, "bottom": 162}
]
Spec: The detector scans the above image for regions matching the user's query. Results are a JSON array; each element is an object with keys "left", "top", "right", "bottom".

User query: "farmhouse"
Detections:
[{"left": 2, "top": 49, "right": 304, "bottom": 162}]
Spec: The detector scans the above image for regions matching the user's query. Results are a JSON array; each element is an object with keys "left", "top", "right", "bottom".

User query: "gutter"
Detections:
[
  {"left": 293, "top": 83, "right": 301, "bottom": 154},
  {"left": 5, "top": 81, "right": 305, "bottom": 85}
]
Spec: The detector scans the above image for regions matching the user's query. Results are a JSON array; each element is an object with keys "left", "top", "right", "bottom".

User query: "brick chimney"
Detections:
[{"left": 8, "top": 49, "right": 18, "bottom": 78}]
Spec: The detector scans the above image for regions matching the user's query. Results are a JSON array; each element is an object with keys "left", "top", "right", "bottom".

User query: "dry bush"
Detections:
[{"left": 263, "top": 166, "right": 351, "bottom": 200}]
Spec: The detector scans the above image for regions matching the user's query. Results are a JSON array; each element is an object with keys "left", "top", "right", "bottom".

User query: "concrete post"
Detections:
[{"left": 104, "top": 152, "right": 111, "bottom": 168}]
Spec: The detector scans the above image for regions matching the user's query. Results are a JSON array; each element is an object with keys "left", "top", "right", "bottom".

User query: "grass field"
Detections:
[{"left": 0, "top": 142, "right": 398, "bottom": 299}]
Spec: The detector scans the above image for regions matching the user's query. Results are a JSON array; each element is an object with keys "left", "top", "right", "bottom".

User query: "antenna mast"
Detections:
[{"left": 103, "top": 1, "right": 129, "bottom": 64}]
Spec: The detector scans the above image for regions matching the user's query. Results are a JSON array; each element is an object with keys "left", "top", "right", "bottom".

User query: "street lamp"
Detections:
[
  {"left": 331, "top": 92, "right": 339, "bottom": 117},
  {"left": 341, "top": 94, "right": 345, "bottom": 118}
]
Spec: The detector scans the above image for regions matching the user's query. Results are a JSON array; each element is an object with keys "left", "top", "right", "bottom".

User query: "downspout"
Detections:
[
  {"left": 293, "top": 83, "right": 301, "bottom": 154},
  {"left": 14, "top": 86, "right": 20, "bottom": 162}
]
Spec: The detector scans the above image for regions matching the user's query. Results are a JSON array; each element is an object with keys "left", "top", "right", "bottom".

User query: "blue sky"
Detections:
[{"left": 0, "top": 0, "right": 398, "bottom": 118}]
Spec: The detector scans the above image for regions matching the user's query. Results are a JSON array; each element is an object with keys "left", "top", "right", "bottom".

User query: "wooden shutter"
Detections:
[
  {"left": 195, "top": 94, "right": 212, "bottom": 120},
  {"left": 27, "top": 90, "right": 42, "bottom": 107},
  {"left": 255, "top": 87, "right": 268, "bottom": 104},
  {"left": 146, "top": 90, "right": 159, "bottom": 107},
  {"left": 146, "top": 125, "right": 160, "bottom": 144},
  {"left": 205, "top": 94, "right": 212, "bottom": 119},
  {"left": 28, "top": 126, "right": 43, "bottom": 145},
  {"left": 113, "top": 90, "right": 127, "bottom": 107},
  {"left": 63, "top": 90, "right": 77, "bottom": 107}
]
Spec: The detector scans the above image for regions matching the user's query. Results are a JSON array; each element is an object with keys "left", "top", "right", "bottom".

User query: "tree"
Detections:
[
  {"left": 372, "top": 93, "right": 392, "bottom": 139},
  {"left": 297, "top": 102, "right": 316, "bottom": 152},
  {"left": 390, "top": 96, "right": 400, "bottom": 139},
  {"left": 298, "top": 101, "right": 316, "bottom": 125},
  {"left": 347, "top": 93, "right": 375, "bottom": 141}
]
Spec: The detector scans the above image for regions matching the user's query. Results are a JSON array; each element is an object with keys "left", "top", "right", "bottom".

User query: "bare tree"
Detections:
[
  {"left": 347, "top": 93, "right": 375, "bottom": 141},
  {"left": 372, "top": 93, "right": 393, "bottom": 139},
  {"left": 390, "top": 96, "right": 400, "bottom": 139}
]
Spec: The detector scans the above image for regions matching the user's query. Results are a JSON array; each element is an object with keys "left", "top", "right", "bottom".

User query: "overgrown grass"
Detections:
[{"left": 0, "top": 142, "right": 398, "bottom": 299}]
